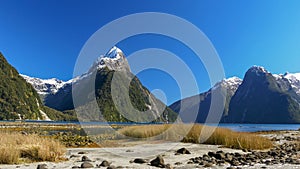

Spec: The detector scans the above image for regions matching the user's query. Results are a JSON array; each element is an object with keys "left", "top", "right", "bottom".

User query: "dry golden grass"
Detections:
[
  {"left": 119, "top": 124, "right": 172, "bottom": 138},
  {"left": 183, "top": 125, "right": 273, "bottom": 150},
  {"left": 0, "top": 132, "right": 66, "bottom": 164},
  {"left": 119, "top": 124, "right": 273, "bottom": 150}
]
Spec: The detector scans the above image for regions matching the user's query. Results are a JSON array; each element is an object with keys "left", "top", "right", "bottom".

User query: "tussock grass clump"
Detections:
[
  {"left": 119, "top": 124, "right": 172, "bottom": 138},
  {"left": 183, "top": 125, "right": 273, "bottom": 150},
  {"left": 119, "top": 124, "right": 273, "bottom": 150},
  {"left": 0, "top": 132, "right": 66, "bottom": 164}
]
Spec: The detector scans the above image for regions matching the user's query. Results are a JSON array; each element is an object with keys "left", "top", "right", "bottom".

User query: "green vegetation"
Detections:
[
  {"left": 73, "top": 68, "right": 178, "bottom": 122},
  {"left": 120, "top": 124, "right": 273, "bottom": 150},
  {"left": 43, "top": 106, "right": 77, "bottom": 121},
  {"left": 44, "top": 66, "right": 178, "bottom": 122},
  {"left": 0, "top": 52, "right": 78, "bottom": 121},
  {"left": 0, "top": 53, "right": 43, "bottom": 120},
  {"left": 52, "top": 132, "right": 95, "bottom": 147}
]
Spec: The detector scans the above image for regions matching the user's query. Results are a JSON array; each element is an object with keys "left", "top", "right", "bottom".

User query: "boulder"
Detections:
[
  {"left": 175, "top": 148, "right": 191, "bottom": 155},
  {"left": 81, "top": 162, "right": 93, "bottom": 168},
  {"left": 150, "top": 155, "right": 165, "bottom": 168}
]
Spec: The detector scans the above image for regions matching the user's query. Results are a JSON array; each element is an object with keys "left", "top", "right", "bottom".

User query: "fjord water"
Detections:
[
  {"left": 215, "top": 123, "right": 300, "bottom": 132},
  {"left": 7, "top": 120, "right": 300, "bottom": 133}
]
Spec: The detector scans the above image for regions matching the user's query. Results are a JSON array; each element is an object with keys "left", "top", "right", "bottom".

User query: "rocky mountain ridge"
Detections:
[
  {"left": 170, "top": 66, "right": 300, "bottom": 124},
  {"left": 23, "top": 46, "right": 178, "bottom": 122}
]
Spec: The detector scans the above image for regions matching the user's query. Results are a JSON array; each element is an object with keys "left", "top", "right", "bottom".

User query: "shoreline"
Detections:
[
  {"left": 0, "top": 129, "right": 299, "bottom": 169},
  {"left": 0, "top": 121, "right": 299, "bottom": 132}
]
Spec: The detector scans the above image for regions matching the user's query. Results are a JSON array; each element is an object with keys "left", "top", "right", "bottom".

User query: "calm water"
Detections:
[
  {"left": 2, "top": 120, "right": 300, "bottom": 132},
  {"left": 213, "top": 123, "right": 300, "bottom": 132}
]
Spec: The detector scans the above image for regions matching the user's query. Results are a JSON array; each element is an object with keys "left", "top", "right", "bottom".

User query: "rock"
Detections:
[
  {"left": 226, "top": 167, "right": 235, "bottom": 169},
  {"left": 269, "top": 150, "right": 279, "bottom": 157},
  {"left": 81, "top": 162, "right": 93, "bottom": 168},
  {"left": 225, "top": 153, "right": 234, "bottom": 162},
  {"left": 292, "top": 159, "right": 300, "bottom": 165},
  {"left": 187, "top": 161, "right": 194, "bottom": 164},
  {"left": 100, "top": 160, "right": 111, "bottom": 167},
  {"left": 208, "top": 152, "right": 216, "bottom": 157},
  {"left": 175, "top": 148, "right": 191, "bottom": 155},
  {"left": 218, "top": 160, "right": 226, "bottom": 165},
  {"left": 72, "top": 166, "right": 80, "bottom": 169},
  {"left": 107, "top": 166, "right": 117, "bottom": 169},
  {"left": 37, "top": 164, "right": 47, "bottom": 169},
  {"left": 203, "top": 162, "right": 213, "bottom": 167},
  {"left": 150, "top": 155, "right": 165, "bottom": 168},
  {"left": 234, "top": 153, "right": 242, "bottom": 157},
  {"left": 231, "top": 160, "right": 240, "bottom": 166},
  {"left": 21, "top": 131, "right": 28, "bottom": 135},
  {"left": 265, "top": 160, "right": 272, "bottom": 165},
  {"left": 82, "top": 156, "right": 92, "bottom": 162},
  {"left": 174, "top": 162, "right": 182, "bottom": 165},
  {"left": 165, "top": 164, "right": 173, "bottom": 169},
  {"left": 78, "top": 151, "right": 88, "bottom": 154},
  {"left": 133, "top": 158, "right": 148, "bottom": 164},
  {"left": 70, "top": 154, "right": 80, "bottom": 158},
  {"left": 202, "top": 154, "right": 210, "bottom": 161},
  {"left": 215, "top": 152, "right": 225, "bottom": 160}
]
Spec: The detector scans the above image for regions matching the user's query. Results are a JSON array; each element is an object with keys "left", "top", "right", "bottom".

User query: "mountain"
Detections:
[
  {"left": 20, "top": 74, "right": 70, "bottom": 96},
  {"left": 281, "top": 72, "right": 300, "bottom": 95},
  {"left": 0, "top": 52, "right": 49, "bottom": 120},
  {"left": 24, "top": 47, "right": 178, "bottom": 123},
  {"left": 21, "top": 75, "right": 73, "bottom": 110},
  {"left": 89, "top": 46, "right": 130, "bottom": 72},
  {"left": 225, "top": 66, "right": 300, "bottom": 123},
  {"left": 0, "top": 52, "right": 78, "bottom": 121},
  {"left": 170, "top": 66, "right": 300, "bottom": 124},
  {"left": 169, "top": 77, "right": 242, "bottom": 123}
]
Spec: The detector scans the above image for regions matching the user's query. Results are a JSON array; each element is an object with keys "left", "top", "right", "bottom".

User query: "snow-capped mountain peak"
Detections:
[
  {"left": 223, "top": 76, "right": 243, "bottom": 85},
  {"left": 21, "top": 74, "right": 69, "bottom": 95},
  {"left": 22, "top": 47, "right": 131, "bottom": 97},
  {"left": 105, "top": 46, "right": 124, "bottom": 59},
  {"left": 249, "top": 65, "right": 270, "bottom": 75},
  {"left": 213, "top": 76, "right": 243, "bottom": 92},
  {"left": 89, "top": 46, "right": 130, "bottom": 72}
]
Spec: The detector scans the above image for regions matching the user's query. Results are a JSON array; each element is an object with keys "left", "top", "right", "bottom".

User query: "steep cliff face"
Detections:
[
  {"left": 226, "top": 66, "right": 300, "bottom": 123},
  {"left": 170, "top": 77, "right": 242, "bottom": 123},
  {"left": 0, "top": 52, "right": 45, "bottom": 120},
  {"left": 170, "top": 66, "right": 300, "bottom": 124},
  {"left": 24, "top": 47, "right": 178, "bottom": 123}
]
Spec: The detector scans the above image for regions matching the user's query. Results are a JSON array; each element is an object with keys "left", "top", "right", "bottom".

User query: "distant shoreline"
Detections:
[{"left": 0, "top": 121, "right": 299, "bottom": 133}]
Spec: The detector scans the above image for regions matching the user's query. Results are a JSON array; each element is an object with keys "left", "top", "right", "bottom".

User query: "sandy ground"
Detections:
[{"left": 0, "top": 140, "right": 299, "bottom": 169}]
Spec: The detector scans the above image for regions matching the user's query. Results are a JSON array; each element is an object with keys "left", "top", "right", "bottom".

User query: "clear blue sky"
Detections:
[{"left": 1, "top": 0, "right": 300, "bottom": 105}]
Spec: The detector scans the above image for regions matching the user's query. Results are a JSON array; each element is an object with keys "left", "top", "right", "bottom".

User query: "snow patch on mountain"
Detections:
[
  {"left": 213, "top": 76, "right": 243, "bottom": 92},
  {"left": 249, "top": 65, "right": 270, "bottom": 76},
  {"left": 284, "top": 73, "right": 300, "bottom": 81},
  {"left": 21, "top": 74, "right": 69, "bottom": 95},
  {"left": 283, "top": 73, "right": 300, "bottom": 94},
  {"left": 105, "top": 46, "right": 124, "bottom": 59},
  {"left": 22, "top": 46, "right": 130, "bottom": 96},
  {"left": 223, "top": 77, "right": 243, "bottom": 87},
  {"left": 269, "top": 72, "right": 300, "bottom": 94},
  {"left": 89, "top": 46, "right": 130, "bottom": 72}
]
